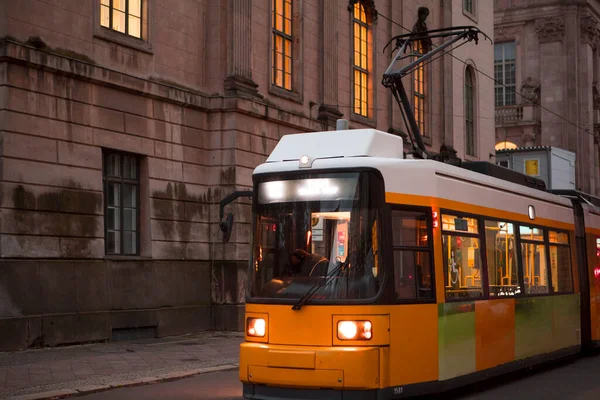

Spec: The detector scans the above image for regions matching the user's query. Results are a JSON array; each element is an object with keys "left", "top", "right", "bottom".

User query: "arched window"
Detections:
[
  {"left": 414, "top": 42, "right": 425, "bottom": 136},
  {"left": 465, "top": 66, "right": 475, "bottom": 156},
  {"left": 353, "top": 2, "right": 368, "bottom": 117}
]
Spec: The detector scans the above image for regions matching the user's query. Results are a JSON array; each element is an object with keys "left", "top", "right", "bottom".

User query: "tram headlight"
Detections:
[
  {"left": 246, "top": 317, "right": 266, "bottom": 337},
  {"left": 337, "top": 320, "right": 372, "bottom": 340}
]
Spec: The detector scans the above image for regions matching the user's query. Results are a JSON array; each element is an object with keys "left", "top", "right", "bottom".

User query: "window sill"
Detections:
[
  {"left": 462, "top": 9, "right": 478, "bottom": 24},
  {"left": 350, "top": 113, "right": 376, "bottom": 128},
  {"left": 104, "top": 255, "right": 151, "bottom": 261},
  {"left": 94, "top": 27, "right": 153, "bottom": 54},
  {"left": 269, "top": 85, "right": 303, "bottom": 104}
]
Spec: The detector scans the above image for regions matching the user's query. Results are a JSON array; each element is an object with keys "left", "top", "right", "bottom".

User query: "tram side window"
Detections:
[
  {"left": 548, "top": 230, "right": 573, "bottom": 293},
  {"left": 392, "top": 210, "right": 433, "bottom": 300},
  {"left": 442, "top": 214, "right": 483, "bottom": 300},
  {"left": 485, "top": 220, "right": 521, "bottom": 296},
  {"left": 520, "top": 225, "right": 549, "bottom": 294}
]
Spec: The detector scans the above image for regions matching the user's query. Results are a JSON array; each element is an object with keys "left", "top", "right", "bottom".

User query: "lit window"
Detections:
[
  {"left": 272, "top": 0, "right": 293, "bottom": 91},
  {"left": 494, "top": 42, "right": 516, "bottom": 106},
  {"left": 442, "top": 213, "right": 483, "bottom": 300},
  {"left": 465, "top": 66, "right": 475, "bottom": 156},
  {"left": 414, "top": 41, "right": 426, "bottom": 135},
  {"left": 519, "top": 225, "right": 549, "bottom": 294},
  {"left": 353, "top": 2, "right": 368, "bottom": 117},
  {"left": 104, "top": 152, "right": 140, "bottom": 255},
  {"left": 485, "top": 221, "right": 521, "bottom": 296},
  {"left": 100, "top": 0, "right": 142, "bottom": 38},
  {"left": 548, "top": 231, "right": 573, "bottom": 293}
]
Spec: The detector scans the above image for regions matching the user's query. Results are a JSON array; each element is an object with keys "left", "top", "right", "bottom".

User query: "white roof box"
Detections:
[{"left": 266, "top": 129, "right": 404, "bottom": 163}]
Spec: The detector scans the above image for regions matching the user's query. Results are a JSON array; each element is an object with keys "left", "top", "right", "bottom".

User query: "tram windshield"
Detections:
[{"left": 249, "top": 171, "right": 383, "bottom": 302}]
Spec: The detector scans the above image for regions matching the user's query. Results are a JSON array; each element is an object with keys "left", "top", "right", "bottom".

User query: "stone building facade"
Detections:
[
  {"left": 0, "top": 0, "right": 493, "bottom": 350},
  {"left": 494, "top": 0, "right": 600, "bottom": 195}
]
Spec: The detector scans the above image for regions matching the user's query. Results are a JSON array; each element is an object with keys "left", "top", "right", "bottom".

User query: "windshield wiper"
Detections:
[{"left": 291, "top": 262, "right": 346, "bottom": 311}]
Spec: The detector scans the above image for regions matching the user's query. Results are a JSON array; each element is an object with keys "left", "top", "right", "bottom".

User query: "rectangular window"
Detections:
[
  {"left": 392, "top": 210, "right": 434, "bottom": 300},
  {"left": 103, "top": 152, "right": 140, "bottom": 255},
  {"left": 100, "top": 0, "right": 142, "bottom": 39},
  {"left": 485, "top": 221, "right": 521, "bottom": 296},
  {"left": 272, "top": 0, "right": 293, "bottom": 91},
  {"left": 442, "top": 213, "right": 483, "bottom": 300},
  {"left": 414, "top": 41, "right": 425, "bottom": 135},
  {"left": 494, "top": 42, "right": 516, "bottom": 106},
  {"left": 463, "top": 0, "right": 474, "bottom": 15},
  {"left": 548, "top": 230, "right": 572, "bottom": 293},
  {"left": 465, "top": 67, "right": 475, "bottom": 156},
  {"left": 520, "top": 225, "right": 549, "bottom": 294},
  {"left": 353, "top": 2, "right": 369, "bottom": 117}
]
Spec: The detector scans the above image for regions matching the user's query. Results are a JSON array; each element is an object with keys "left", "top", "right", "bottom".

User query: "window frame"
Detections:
[
  {"left": 547, "top": 230, "right": 574, "bottom": 294},
  {"left": 390, "top": 205, "right": 436, "bottom": 304},
  {"left": 93, "top": 0, "right": 152, "bottom": 54},
  {"left": 100, "top": 0, "right": 142, "bottom": 38},
  {"left": 102, "top": 150, "right": 141, "bottom": 256},
  {"left": 494, "top": 41, "right": 516, "bottom": 107},
  {"left": 465, "top": 65, "right": 476, "bottom": 157},
  {"left": 352, "top": 2, "right": 369, "bottom": 118},
  {"left": 271, "top": 0, "right": 293, "bottom": 92},
  {"left": 438, "top": 209, "right": 575, "bottom": 302},
  {"left": 440, "top": 209, "right": 488, "bottom": 301},
  {"left": 413, "top": 41, "right": 426, "bottom": 137},
  {"left": 463, "top": 0, "right": 477, "bottom": 21}
]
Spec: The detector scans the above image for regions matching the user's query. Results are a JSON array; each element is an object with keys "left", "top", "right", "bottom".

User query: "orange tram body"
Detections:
[{"left": 236, "top": 129, "right": 600, "bottom": 399}]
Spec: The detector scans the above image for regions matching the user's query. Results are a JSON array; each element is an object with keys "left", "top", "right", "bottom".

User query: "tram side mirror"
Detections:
[
  {"left": 218, "top": 190, "right": 253, "bottom": 244},
  {"left": 220, "top": 213, "right": 234, "bottom": 243}
]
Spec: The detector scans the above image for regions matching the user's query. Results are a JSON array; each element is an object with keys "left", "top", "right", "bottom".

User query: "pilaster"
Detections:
[
  {"left": 224, "top": 0, "right": 260, "bottom": 98},
  {"left": 319, "top": 0, "right": 342, "bottom": 126}
]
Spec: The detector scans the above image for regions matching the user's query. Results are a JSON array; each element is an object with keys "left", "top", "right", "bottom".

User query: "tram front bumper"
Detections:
[{"left": 239, "top": 342, "right": 385, "bottom": 397}]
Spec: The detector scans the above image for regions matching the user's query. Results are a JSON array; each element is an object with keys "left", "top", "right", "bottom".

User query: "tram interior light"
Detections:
[
  {"left": 337, "top": 320, "right": 372, "bottom": 340},
  {"left": 247, "top": 318, "right": 266, "bottom": 337}
]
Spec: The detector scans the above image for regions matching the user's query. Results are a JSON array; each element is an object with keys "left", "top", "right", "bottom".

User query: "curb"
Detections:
[{"left": 7, "top": 364, "right": 239, "bottom": 400}]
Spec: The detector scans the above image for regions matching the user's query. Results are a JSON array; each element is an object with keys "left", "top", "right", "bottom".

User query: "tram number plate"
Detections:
[{"left": 393, "top": 387, "right": 404, "bottom": 395}]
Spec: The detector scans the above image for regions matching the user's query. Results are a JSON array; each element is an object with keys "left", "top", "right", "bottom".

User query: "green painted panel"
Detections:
[
  {"left": 438, "top": 302, "right": 476, "bottom": 381},
  {"left": 515, "top": 296, "right": 554, "bottom": 360},
  {"left": 552, "top": 294, "right": 581, "bottom": 351}
]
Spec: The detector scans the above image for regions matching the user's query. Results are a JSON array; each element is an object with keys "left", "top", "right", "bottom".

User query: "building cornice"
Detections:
[{"left": 581, "top": 13, "right": 600, "bottom": 49}]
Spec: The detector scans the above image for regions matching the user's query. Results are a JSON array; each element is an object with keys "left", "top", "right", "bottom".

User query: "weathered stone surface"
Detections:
[
  {"left": 75, "top": 261, "right": 108, "bottom": 312},
  {"left": 211, "top": 304, "right": 244, "bottom": 332},
  {"left": 150, "top": 220, "right": 210, "bottom": 242},
  {"left": 156, "top": 306, "right": 211, "bottom": 337},
  {"left": 0, "top": 210, "right": 103, "bottom": 237},
  {"left": 38, "top": 262, "right": 77, "bottom": 314},
  {"left": 93, "top": 128, "right": 154, "bottom": 156},
  {"left": 3, "top": 158, "right": 102, "bottom": 191},
  {"left": 1, "top": 234, "right": 60, "bottom": 258},
  {"left": 0, "top": 260, "right": 43, "bottom": 317},
  {"left": 60, "top": 238, "right": 104, "bottom": 258},
  {"left": 107, "top": 262, "right": 157, "bottom": 310},
  {"left": 42, "top": 313, "right": 111, "bottom": 346},
  {"left": 2, "top": 131, "right": 57, "bottom": 163},
  {"left": 57, "top": 141, "right": 102, "bottom": 168},
  {"left": 110, "top": 309, "right": 158, "bottom": 329}
]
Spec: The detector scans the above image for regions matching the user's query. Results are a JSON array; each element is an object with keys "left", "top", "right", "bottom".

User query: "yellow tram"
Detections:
[{"left": 229, "top": 128, "right": 600, "bottom": 399}]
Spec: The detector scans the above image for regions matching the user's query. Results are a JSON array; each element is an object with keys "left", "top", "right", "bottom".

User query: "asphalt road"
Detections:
[{"left": 77, "top": 353, "right": 600, "bottom": 399}]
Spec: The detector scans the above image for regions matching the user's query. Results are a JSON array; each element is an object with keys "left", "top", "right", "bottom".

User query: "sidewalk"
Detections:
[{"left": 0, "top": 332, "right": 243, "bottom": 400}]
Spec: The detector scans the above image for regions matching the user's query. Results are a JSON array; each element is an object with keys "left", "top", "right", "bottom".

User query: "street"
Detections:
[{"left": 77, "top": 353, "right": 600, "bottom": 400}]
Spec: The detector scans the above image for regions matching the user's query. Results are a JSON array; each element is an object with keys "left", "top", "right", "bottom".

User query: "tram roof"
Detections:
[{"left": 254, "top": 129, "right": 573, "bottom": 208}]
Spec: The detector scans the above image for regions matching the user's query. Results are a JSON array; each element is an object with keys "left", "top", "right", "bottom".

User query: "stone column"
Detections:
[
  {"left": 318, "top": 0, "right": 343, "bottom": 128},
  {"left": 224, "top": 0, "right": 260, "bottom": 98}
]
